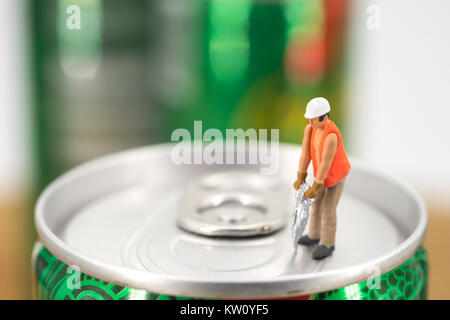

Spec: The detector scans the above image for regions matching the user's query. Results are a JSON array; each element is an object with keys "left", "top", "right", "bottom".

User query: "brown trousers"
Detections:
[{"left": 308, "top": 178, "right": 346, "bottom": 247}]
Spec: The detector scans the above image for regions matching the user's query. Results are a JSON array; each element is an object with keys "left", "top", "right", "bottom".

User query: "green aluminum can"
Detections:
[
  {"left": 33, "top": 243, "right": 427, "bottom": 300},
  {"left": 33, "top": 144, "right": 428, "bottom": 300}
]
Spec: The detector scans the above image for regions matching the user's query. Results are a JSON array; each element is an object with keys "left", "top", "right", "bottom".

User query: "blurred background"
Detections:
[{"left": 0, "top": 0, "right": 449, "bottom": 299}]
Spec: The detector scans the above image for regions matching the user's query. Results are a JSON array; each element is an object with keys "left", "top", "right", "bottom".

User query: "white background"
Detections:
[
  {"left": 348, "top": 0, "right": 450, "bottom": 209},
  {"left": 0, "top": 0, "right": 32, "bottom": 197}
]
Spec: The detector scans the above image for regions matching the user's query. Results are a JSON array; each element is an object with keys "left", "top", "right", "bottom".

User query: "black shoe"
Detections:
[
  {"left": 298, "top": 235, "right": 320, "bottom": 246},
  {"left": 312, "top": 245, "right": 335, "bottom": 260}
]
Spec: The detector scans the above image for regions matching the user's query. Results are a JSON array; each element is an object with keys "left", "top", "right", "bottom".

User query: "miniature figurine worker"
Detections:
[{"left": 293, "top": 97, "right": 351, "bottom": 260}]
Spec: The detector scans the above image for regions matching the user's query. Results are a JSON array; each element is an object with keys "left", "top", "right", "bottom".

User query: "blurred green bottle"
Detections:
[
  {"left": 154, "top": 0, "right": 349, "bottom": 141},
  {"left": 31, "top": 0, "right": 167, "bottom": 190},
  {"left": 31, "top": 0, "right": 349, "bottom": 190}
]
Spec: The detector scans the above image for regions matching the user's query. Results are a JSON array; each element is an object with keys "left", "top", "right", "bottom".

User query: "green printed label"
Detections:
[
  {"left": 312, "top": 248, "right": 428, "bottom": 300},
  {"left": 33, "top": 244, "right": 427, "bottom": 300}
]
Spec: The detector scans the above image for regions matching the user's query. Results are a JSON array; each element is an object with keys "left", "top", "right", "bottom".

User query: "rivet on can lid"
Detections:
[{"left": 176, "top": 172, "right": 288, "bottom": 237}]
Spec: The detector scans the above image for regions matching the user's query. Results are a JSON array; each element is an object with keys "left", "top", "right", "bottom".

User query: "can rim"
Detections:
[{"left": 35, "top": 143, "right": 427, "bottom": 298}]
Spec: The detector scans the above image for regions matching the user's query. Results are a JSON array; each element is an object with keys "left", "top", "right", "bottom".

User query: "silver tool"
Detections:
[{"left": 291, "top": 183, "right": 314, "bottom": 252}]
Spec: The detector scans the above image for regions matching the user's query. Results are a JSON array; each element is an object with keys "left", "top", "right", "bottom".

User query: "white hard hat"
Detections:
[{"left": 304, "top": 97, "right": 331, "bottom": 119}]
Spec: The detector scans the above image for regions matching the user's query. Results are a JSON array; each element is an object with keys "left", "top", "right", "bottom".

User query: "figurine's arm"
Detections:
[
  {"left": 315, "top": 133, "right": 338, "bottom": 184},
  {"left": 293, "top": 125, "right": 312, "bottom": 190},
  {"left": 298, "top": 124, "right": 312, "bottom": 174}
]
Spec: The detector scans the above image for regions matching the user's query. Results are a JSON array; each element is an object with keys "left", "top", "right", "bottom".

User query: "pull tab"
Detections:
[{"left": 176, "top": 172, "right": 288, "bottom": 237}]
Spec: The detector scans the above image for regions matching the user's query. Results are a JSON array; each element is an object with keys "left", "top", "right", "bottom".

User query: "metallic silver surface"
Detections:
[
  {"left": 35, "top": 143, "right": 427, "bottom": 298},
  {"left": 177, "top": 172, "right": 288, "bottom": 237},
  {"left": 291, "top": 183, "right": 313, "bottom": 252}
]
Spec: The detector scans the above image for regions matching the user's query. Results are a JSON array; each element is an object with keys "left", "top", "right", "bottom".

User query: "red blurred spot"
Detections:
[{"left": 285, "top": 36, "right": 326, "bottom": 84}]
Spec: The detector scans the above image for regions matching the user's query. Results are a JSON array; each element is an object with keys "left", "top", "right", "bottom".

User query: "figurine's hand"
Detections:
[
  {"left": 304, "top": 181, "right": 324, "bottom": 199},
  {"left": 293, "top": 172, "right": 307, "bottom": 190}
]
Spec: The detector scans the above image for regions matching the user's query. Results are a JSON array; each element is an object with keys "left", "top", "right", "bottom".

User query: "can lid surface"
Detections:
[{"left": 35, "top": 144, "right": 427, "bottom": 298}]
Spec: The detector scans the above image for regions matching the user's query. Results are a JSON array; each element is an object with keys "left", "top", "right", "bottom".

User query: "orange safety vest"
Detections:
[{"left": 310, "top": 120, "right": 351, "bottom": 188}]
